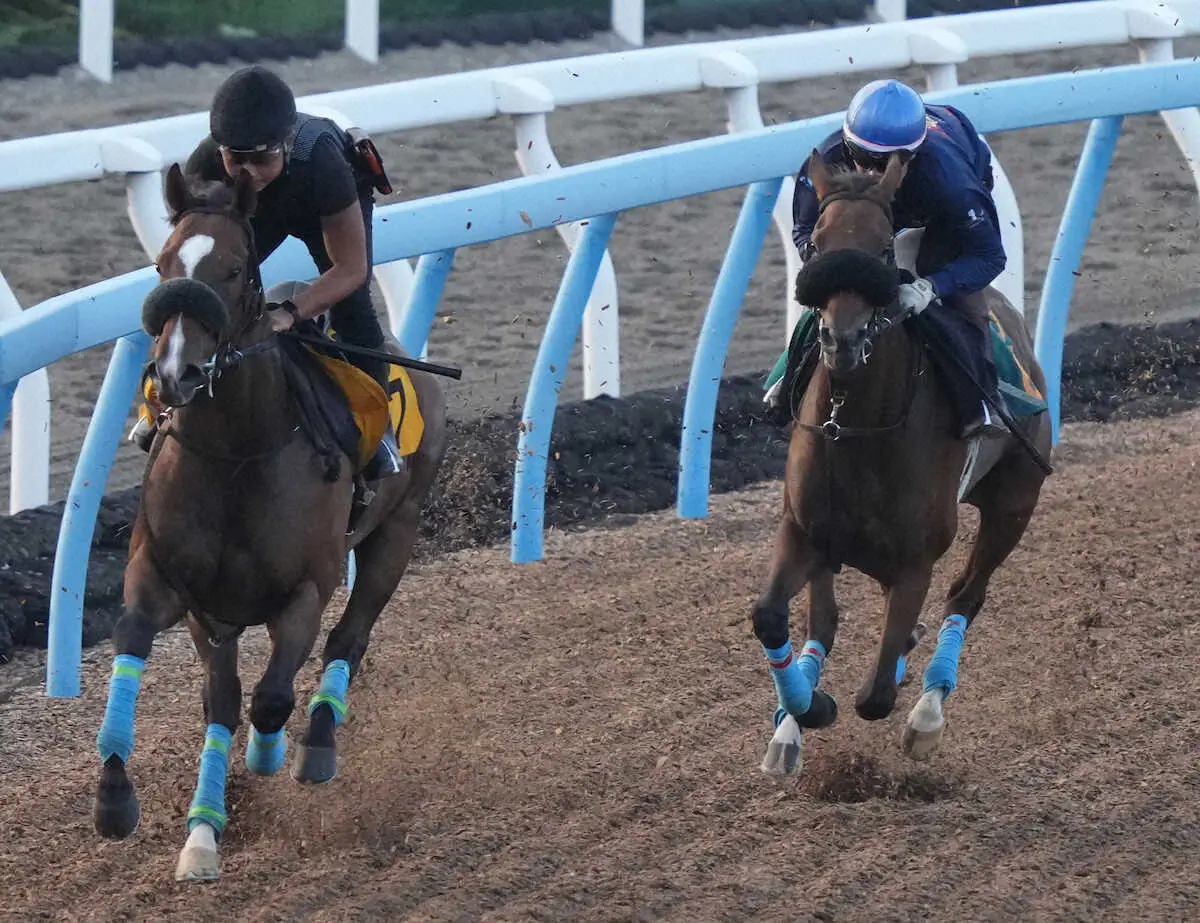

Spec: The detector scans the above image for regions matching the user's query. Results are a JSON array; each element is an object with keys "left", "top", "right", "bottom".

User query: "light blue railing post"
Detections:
[
  {"left": 1034, "top": 115, "right": 1123, "bottom": 444},
  {"left": 47, "top": 331, "right": 151, "bottom": 697},
  {"left": 0, "top": 381, "right": 14, "bottom": 433},
  {"left": 396, "top": 249, "right": 456, "bottom": 358},
  {"left": 677, "top": 177, "right": 782, "bottom": 519},
  {"left": 511, "top": 213, "right": 618, "bottom": 564}
]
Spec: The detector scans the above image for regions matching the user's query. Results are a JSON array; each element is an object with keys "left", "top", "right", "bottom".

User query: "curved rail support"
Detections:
[
  {"left": 0, "top": 274, "right": 50, "bottom": 514},
  {"left": 503, "top": 77, "right": 621, "bottom": 399},
  {"left": 46, "top": 331, "right": 152, "bottom": 697},
  {"left": 677, "top": 178, "right": 782, "bottom": 519},
  {"left": 511, "top": 213, "right": 618, "bottom": 564}
]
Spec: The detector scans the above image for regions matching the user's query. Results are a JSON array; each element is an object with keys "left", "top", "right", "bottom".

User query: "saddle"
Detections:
[
  {"left": 278, "top": 323, "right": 424, "bottom": 482},
  {"left": 774, "top": 303, "right": 1047, "bottom": 432}
]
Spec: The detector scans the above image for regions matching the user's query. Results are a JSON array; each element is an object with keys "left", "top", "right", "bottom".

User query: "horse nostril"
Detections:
[
  {"left": 819, "top": 326, "right": 837, "bottom": 348},
  {"left": 178, "top": 365, "right": 207, "bottom": 393}
]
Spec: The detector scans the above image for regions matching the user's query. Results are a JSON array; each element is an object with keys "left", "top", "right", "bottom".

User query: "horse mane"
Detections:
[{"left": 824, "top": 166, "right": 881, "bottom": 198}]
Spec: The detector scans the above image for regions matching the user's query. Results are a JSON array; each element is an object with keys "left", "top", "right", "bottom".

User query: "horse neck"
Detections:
[
  {"left": 805, "top": 326, "right": 920, "bottom": 428},
  {"left": 172, "top": 348, "right": 293, "bottom": 451}
]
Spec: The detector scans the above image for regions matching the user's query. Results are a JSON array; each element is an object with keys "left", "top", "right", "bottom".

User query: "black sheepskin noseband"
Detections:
[
  {"left": 142, "top": 277, "right": 231, "bottom": 339},
  {"left": 794, "top": 248, "right": 899, "bottom": 310}
]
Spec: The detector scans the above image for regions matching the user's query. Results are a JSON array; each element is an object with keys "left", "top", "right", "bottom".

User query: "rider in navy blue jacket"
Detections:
[{"left": 766, "top": 78, "right": 1008, "bottom": 438}]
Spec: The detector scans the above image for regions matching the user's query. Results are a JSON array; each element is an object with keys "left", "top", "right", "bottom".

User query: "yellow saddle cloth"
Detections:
[
  {"left": 138, "top": 348, "right": 424, "bottom": 471},
  {"left": 306, "top": 349, "right": 425, "bottom": 469}
]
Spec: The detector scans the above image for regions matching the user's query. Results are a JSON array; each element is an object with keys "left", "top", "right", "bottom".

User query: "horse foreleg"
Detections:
[
  {"left": 904, "top": 472, "right": 1042, "bottom": 761},
  {"left": 94, "top": 545, "right": 187, "bottom": 840},
  {"left": 857, "top": 567, "right": 933, "bottom": 722},
  {"left": 175, "top": 630, "right": 240, "bottom": 883},
  {"left": 295, "top": 501, "right": 421, "bottom": 785},
  {"left": 751, "top": 514, "right": 833, "bottom": 776}
]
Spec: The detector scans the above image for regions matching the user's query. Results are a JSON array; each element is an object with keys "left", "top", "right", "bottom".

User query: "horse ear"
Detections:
[
  {"left": 874, "top": 153, "right": 905, "bottom": 201},
  {"left": 232, "top": 169, "right": 258, "bottom": 219},
  {"left": 806, "top": 148, "right": 832, "bottom": 200},
  {"left": 163, "top": 163, "right": 191, "bottom": 219}
]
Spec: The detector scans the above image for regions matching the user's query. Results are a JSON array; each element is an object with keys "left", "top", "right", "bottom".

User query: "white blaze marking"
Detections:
[
  {"left": 178, "top": 234, "right": 215, "bottom": 279},
  {"left": 159, "top": 320, "right": 188, "bottom": 380}
]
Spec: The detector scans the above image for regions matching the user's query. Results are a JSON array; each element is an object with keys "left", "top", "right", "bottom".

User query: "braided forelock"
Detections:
[
  {"left": 794, "top": 249, "right": 899, "bottom": 309},
  {"left": 142, "top": 277, "right": 231, "bottom": 339}
]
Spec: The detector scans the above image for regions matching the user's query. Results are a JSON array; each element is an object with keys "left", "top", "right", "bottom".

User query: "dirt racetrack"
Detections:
[
  {"left": 2, "top": 17, "right": 1200, "bottom": 923},
  {"left": 1, "top": 408, "right": 1198, "bottom": 921}
]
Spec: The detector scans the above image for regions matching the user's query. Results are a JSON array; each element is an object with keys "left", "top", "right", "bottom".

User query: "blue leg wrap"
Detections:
[
  {"left": 307, "top": 659, "right": 350, "bottom": 726},
  {"left": 923, "top": 614, "right": 969, "bottom": 698},
  {"left": 186, "top": 724, "right": 233, "bottom": 835},
  {"left": 764, "top": 639, "right": 826, "bottom": 718},
  {"left": 895, "top": 654, "right": 908, "bottom": 686},
  {"left": 96, "top": 654, "right": 146, "bottom": 763},
  {"left": 245, "top": 727, "right": 287, "bottom": 776}
]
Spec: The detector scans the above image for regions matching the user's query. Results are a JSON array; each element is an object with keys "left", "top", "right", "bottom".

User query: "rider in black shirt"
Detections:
[{"left": 135, "top": 64, "right": 403, "bottom": 479}]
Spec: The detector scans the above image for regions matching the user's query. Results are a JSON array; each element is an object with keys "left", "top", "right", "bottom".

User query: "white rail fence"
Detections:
[
  {"left": 2, "top": 0, "right": 1199, "bottom": 517},
  {"left": 74, "top": 1, "right": 903, "bottom": 83}
]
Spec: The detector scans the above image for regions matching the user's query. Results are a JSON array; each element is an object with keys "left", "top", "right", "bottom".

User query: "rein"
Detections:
[
  {"left": 796, "top": 181, "right": 919, "bottom": 441},
  {"left": 145, "top": 205, "right": 295, "bottom": 468}
]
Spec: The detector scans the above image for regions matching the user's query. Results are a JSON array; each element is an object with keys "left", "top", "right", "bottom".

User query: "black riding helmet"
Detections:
[{"left": 209, "top": 65, "right": 297, "bottom": 151}]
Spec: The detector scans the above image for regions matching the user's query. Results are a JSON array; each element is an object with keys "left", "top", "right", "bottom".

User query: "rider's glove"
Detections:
[{"left": 898, "top": 277, "right": 938, "bottom": 314}]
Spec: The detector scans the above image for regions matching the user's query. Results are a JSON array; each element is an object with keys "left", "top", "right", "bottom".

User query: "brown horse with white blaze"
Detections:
[
  {"left": 750, "top": 150, "right": 1051, "bottom": 776},
  {"left": 91, "top": 164, "right": 448, "bottom": 880}
]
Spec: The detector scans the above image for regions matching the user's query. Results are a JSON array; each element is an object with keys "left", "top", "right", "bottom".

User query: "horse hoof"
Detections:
[
  {"left": 760, "top": 714, "right": 803, "bottom": 777},
  {"left": 902, "top": 722, "right": 944, "bottom": 761},
  {"left": 175, "top": 823, "right": 220, "bottom": 882},
  {"left": 94, "top": 766, "right": 140, "bottom": 840},
  {"left": 292, "top": 742, "right": 337, "bottom": 784},
  {"left": 903, "top": 689, "right": 946, "bottom": 761}
]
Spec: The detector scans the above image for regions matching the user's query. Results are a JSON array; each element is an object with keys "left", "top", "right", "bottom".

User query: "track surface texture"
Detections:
[
  {"left": 0, "top": 20, "right": 1199, "bottom": 921},
  {"left": 1, "top": 409, "right": 1199, "bottom": 921}
]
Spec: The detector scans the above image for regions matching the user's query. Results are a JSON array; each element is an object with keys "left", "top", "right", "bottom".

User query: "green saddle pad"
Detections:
[{"left": 765, "top": 308, "right": 1047, "bottom": 418}]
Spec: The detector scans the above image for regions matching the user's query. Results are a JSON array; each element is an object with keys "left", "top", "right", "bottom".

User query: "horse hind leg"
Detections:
[
  {"left": 904, "top": 461, "right": 1045, "bottom": 761},
  {"left": 857, "top": 567, "right": 934, "bottom": 722},
  {"left": 175, "top": 625, "right": 240, "bottom": 883},
  {"left": 295, "top": 498, "right": 423, "bottom": 784}
]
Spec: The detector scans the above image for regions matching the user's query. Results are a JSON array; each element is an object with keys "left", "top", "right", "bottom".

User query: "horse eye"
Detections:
[{"left": 228, "top": 266, "right": 242, "bottom": 280}]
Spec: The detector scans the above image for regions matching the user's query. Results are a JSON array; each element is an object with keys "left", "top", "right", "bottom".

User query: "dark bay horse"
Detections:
[
  {"left": 751, "top": 151, "right": 1051, "bottom": 776},
  {"left": 92, "top": 164, "right": 448, "bottom": 880}
]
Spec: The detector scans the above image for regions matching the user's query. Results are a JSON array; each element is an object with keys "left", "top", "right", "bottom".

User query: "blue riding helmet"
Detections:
[{"left": 842, "top": 79, "right": 928, "bottom": 166}]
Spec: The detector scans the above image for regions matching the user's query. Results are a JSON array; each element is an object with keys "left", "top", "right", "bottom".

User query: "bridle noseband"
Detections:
[
  {"left": 146, "top": 206, "right": 272, "bottom": 406},
  {"left": 794, "top": 183, "right": 922, "bottom": 441}
]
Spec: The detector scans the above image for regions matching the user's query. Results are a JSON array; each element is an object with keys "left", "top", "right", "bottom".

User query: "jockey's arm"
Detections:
[
  {"left": 923, "top": 186, "right": 1006, "bottom": 301},
  {"left": 792, "top": 170, "right": 819, "bottom": 253},
  {"left": 288, "top": 202, "right": 370, "bottom": 319}
]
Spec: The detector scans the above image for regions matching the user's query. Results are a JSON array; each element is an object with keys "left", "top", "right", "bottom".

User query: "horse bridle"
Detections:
[
  {"left": 143, "top": 206, "right": 273, "bottom": 407},
  {"left": 793, "top": 186, "right": 922, "bottom": 441}
]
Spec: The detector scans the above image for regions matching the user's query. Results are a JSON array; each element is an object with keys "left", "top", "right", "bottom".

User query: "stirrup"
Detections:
[
  {"left": 360, "top": 430, "right": 405, "bottom": 481},
  {"left": 960, "top": 398, "right": 1008, "bottom": 440},
  {"left": 347, "top": 475, "right": 376, "bottom": 534}
]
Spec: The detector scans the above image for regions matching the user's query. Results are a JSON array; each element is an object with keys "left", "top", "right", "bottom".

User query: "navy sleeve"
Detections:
[
  {"left": 307, "top": 133, "right": 359, "bottom": 217},
  {"left": 924, "top": 184, "right": 1007, "bottom": 299},
  {"left": 792, "top": 169, "right": 819, "bottom": 251},
  {"left": 791, "top": 132, "right": 844, "bottom": 251}
]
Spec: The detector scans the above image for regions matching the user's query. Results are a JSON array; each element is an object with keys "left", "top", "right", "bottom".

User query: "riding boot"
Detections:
[
  {"left": 763, "top": 308, "right": 818, "bottom": 425},
  {"left": 956, "top": 293, "right": 1009, "bottom": 440}
]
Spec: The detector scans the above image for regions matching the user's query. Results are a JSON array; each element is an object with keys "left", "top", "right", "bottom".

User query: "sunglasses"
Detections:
[
  {"left": 220, "top": 144, "right": 284, "bottom": 166},
  {"left": 845, "top": 141, "right": 912, "bottom": 173}
]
